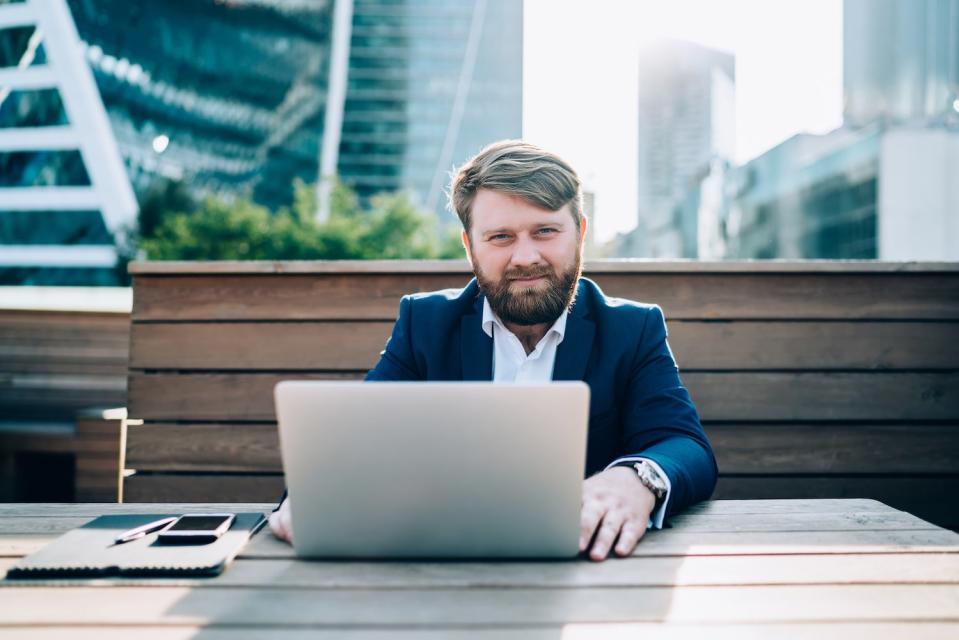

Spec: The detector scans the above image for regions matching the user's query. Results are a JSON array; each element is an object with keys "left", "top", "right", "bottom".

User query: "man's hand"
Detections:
[
  {"left": 269, "top": 498, "right": 294, "bottom": 544},
  {"left": 580, "top": 466, "right": 657, "bottom": 561}
]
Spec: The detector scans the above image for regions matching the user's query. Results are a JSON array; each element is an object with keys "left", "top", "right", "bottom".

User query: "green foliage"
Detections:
[
  {"left": 138, "top": 178, "right": 197, "bottom": 240},
  {"left": 138, "top": 178, "right": 466, "bottom": 261}
]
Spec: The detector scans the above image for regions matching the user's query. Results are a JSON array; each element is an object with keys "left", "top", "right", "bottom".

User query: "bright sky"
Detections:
[{"left": 523, "top": 0, "right": 843, "bottom": 241}]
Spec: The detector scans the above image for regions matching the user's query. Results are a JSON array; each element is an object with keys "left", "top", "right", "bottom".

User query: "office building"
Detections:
[
  {"left": 339, "top": 0, "right": 522, "bottom": 219},
  {"left": 844, "top": 0, "right": 959, "bottom": 127},
  {"left": 633, "top": 39, "right": 735, "bottom": 258},
  {"left": 1, "top": 0, "right": 522, "bottom": 284},
  {"left": 715, "top": 0, "right": 959, "bottom": 261}
]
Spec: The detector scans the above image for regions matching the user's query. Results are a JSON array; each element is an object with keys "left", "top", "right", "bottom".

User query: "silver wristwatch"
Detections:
[{"left": 633, "top": 460, "right": 668, "bottom": 501}]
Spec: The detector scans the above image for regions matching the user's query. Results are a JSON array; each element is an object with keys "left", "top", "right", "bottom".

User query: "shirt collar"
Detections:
[{"left": 481, "top": 297, "right": 568, "bottom": 342}]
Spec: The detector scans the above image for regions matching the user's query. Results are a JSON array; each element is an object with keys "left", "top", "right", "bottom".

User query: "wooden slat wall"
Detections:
[
  {"left": 123, "top": 261, "right": 959, "bottom": 528},
  {"left": 74, "top": 408, "right": 128, "bottom": 502},
  {"left": 0, "top": 308, "right": 130, "bottom": 502},
  {"left": 0, "top": 309, "right": 129, "bottom": 421}
]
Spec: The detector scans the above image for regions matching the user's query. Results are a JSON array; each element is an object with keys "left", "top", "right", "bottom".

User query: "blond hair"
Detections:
[{"left": 449, "top": 140, "right": 583, "bottom": 235}]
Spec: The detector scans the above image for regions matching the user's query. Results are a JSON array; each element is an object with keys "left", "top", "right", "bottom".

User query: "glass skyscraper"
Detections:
[
  {"left": 340, "top": 0, "right": 522, "bottom": 218},
  {"left": 69, "top": 0, "right": 522, "bottom": 216},
  {"left": 631, "top": 39, "right": 736, "bottom": 258},
  {"left": 844, "top": 0, "right": 959, "bottom": 127},
  {"left": 1, "top": 0, "right": 522, "bottom": 284}
]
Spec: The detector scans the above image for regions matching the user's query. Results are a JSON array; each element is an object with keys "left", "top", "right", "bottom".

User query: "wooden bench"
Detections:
[
  {"left": 0, "top": 290, "right": 131, "bottom": 502},
  {"left": 123, "top": 261, "right": 959, "bottom": 530}
]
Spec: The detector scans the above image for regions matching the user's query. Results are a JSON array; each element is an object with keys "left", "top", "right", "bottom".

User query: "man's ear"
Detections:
[
  {"left": 579, "top": 215, "right": 589, "bottom": 246},
  {"left": 461, "top": 230, "right": 473, "bottom": 266}
]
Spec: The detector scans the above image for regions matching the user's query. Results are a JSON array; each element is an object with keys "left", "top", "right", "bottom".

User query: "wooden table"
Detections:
[{"left": 1, "top": 499, "right": 958, "bottom": 638}]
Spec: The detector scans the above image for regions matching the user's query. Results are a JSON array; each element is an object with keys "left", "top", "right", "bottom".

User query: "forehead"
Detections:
[{"left": 471, "top": 188, "right": 570, "bottom": 231}]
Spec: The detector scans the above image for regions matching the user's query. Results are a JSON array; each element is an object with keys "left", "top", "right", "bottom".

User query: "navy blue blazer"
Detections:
[{"left": 365, "top": 277, "right": 718, "bottom": 520}]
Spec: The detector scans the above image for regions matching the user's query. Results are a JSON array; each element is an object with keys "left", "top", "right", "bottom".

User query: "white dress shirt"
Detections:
[{"left": 481, "top": 298, "right": 672, "bottom": 529}]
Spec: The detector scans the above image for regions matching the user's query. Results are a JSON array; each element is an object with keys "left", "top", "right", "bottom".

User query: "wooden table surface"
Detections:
[{"left": 1, "top": 499, "right": 958, "bottom": 639}]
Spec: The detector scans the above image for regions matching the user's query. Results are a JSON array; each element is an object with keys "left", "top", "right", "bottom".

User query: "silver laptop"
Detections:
[{"left": 274, "top": 381, "right": 590, "bottom": 559}]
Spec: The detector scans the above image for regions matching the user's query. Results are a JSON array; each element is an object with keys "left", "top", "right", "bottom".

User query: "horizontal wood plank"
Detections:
[
  {"left": 124, "top": 422, "right": 959, "bottom": 475},
  {"left": 1, "top": 623, "right": 958, "bottom": 640},
  {"left": 715, "top": 477, "right": 959, "bottom": 530},
  {"left": 120, "top": 473, "right": 959, "bottom": 531},
  {"left": 0, "top": 422, "right": 75, "bottom": 454},
  {"left": 709, "top": 424, "right": 959, "bottom": 473},
  {"left": 128, "top": 321, "right": 959, "bottom": 371},
  {"left": 131, "top": 272, "right": 959, "bottom": 321},
  {"left": 0, "top": 503, "right": 271, "bottom": 517},
  {"left": 126, "top": 423, "right": 279, "bottom": 471},
  {"left": 0, "top": 584, "right": 956, "bottom": 625},
  {"left": 242, "top": 527, "right": 959, "bottom": 559},
  {"left": 126, "top": 372, "right": 959, "bottom": 422},
  {"left": 1, "top": 360, "right": 128, "bottom": 377},
  {"left": 6, "top": 530, "right": 959, "bottom": 562},
  {"left": 4, "top": 553, "right": 959, "bottom": 588},
  {"left": 0, "top": 505, "right": 931, "bottom": 533},
  {"left": 0, "top": 309, "right": 129, "bottom": 329},
  {"left": 2, "top": 501, "right": 955, "bottom": 559},
  {"left": 130, "top": 322, "right": 393, "bottom": 371},
  {"left": 0, "top": 499, "right": 891, "bottom": 518},
  {"left": 128, "top": 260, "right": 959, "bottom": 274},
  {"left": 127, "top": 373, "right": 361, "bottom": 421},
  {"left": 122, "top": 473, "right": 286, "bottom": 503},
  {"left": 688, "top": 372, "right": 959, "bottom": 421}
]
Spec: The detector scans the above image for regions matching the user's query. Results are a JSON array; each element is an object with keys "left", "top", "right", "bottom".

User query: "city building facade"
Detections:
[
  {"left": 632, "top": 39, "right": 735, "bottom": 258},
  {"left": 1, "top": 0, "right": 522, "bottom": 284}
]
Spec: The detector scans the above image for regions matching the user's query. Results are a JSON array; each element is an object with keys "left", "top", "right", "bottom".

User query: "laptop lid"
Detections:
[{"left": 275, "top": 381, "right": 590, "bottom": 559}]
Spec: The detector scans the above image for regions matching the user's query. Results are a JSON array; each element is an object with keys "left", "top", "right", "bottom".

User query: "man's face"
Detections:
[{"left": 463, "top": 188, "right": 587, "bottom": 326}]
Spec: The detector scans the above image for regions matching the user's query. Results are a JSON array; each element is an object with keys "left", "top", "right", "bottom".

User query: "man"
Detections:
[{"left": 271, "top": 140, "right": 718, "bottom": 561}]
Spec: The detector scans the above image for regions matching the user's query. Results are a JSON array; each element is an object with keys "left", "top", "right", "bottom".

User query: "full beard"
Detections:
[{"left": 474, "top": 254, "right": 582, "bottom": 326}]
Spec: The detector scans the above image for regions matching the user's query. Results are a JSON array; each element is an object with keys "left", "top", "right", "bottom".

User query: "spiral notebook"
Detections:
[{"left": 6, "top": 512, "right": 267, "bottom": 578}]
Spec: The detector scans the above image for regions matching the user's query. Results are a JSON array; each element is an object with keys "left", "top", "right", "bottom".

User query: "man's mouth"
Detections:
[{"left": 510, "top": 275, "right": 545, "bottom": 284}]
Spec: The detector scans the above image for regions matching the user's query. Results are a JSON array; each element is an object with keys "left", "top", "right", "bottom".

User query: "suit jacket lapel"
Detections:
[
  {"left": 552, "top": 282, "right": 595, "bottom": 381},
  {"left": 461, "top": 292, "right": 493, "bottom": 381}
]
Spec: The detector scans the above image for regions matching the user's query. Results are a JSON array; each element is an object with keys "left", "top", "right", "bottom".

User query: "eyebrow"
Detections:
[{"left": 480, "top": 222, "right": 566, "bottom": 236}]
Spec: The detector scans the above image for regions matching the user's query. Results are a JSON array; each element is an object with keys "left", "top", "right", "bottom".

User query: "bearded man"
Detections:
[{"left": 270, "top": 140, "right": 718, "bottom": 561}]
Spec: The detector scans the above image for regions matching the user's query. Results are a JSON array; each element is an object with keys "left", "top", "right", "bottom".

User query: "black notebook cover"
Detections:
[{"left": 6, "top": 512, "right": 267, "bottom": 578}]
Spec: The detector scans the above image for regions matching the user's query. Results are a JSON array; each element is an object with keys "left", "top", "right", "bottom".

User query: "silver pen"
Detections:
[{"left": 113, "top": 517, "right": 177, "bottom": 545}]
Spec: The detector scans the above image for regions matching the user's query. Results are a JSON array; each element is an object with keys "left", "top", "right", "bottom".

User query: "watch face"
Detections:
[{"left": 635, "top": 462, "right": 666, "bottom": 496}]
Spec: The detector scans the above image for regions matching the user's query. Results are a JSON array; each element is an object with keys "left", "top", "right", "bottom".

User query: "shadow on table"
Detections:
[
  {"left": 165, "top": 521, "right": 688, "bottom": 639},
  {"left": 159, "top": 498, "right": 959, "bottom": 638}
]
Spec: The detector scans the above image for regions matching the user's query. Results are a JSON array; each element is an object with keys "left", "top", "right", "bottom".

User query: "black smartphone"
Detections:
[{"left": 156, "top": 513, "right": 236, "bottom": 544}]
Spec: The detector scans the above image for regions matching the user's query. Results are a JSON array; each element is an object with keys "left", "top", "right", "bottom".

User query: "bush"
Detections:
[{"left": 139, "top": 179, "right": 466, "bottom": 261}]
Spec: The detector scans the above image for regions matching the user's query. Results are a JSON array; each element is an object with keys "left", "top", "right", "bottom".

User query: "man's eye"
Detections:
[
  {"left": 537, "top": 228, "right": 557, "bottom": 235},
  {"left": 490, "top": 234, "right": 510, "bottom": 241}
]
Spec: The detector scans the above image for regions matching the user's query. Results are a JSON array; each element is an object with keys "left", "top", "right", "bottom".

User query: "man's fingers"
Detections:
[
  {"left": 589, "top": 510, "right": 626, "bottom": 561},
  {"left": 614, "top": 521, "right": 646, "bottom": 557},
  {"left": 579, "top": 505, "right": 604, "bottom": 551},
  {"left": 269, "top": 501, "right": 294, "bottom": 544}
]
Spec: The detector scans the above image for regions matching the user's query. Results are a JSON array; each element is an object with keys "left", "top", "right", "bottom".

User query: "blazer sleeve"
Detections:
[
  {"left": 615, "top": 304, "right": 718, "bottom": 519},
  {"left": 365, "top": 295, "right": 423, "bottom": 381}
]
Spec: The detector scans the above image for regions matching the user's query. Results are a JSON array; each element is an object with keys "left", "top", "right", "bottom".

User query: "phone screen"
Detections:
[{"left": 167, "top": 515, "right": 232, "bottom": 532}]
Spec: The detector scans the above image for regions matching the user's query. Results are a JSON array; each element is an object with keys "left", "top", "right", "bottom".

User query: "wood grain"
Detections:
[
  {"left": 122, "top": 473, "right": 285, "bottom": 503},
  {"left": 127, "top": 259, "right": 959, "bottom": 274},
  {"left": 127, "top": 373, "right": 363, "bottom": 421},
  {"left": 128, "top": 320, "right": 959, "bottom": 371},
  {"left": 3, "top": 553, "right": 958, "bottom": 588},
  {"left": 130, "top": 322, "right": 393, "bottom": 371},
  {"left": 123, "top": 422, "right": 959, "bottom": 474},
  {"left": 131, "top": 272, "right": 959, "bottom": 321},
  {"left": 1, "top": 623, "right": 958, "bottom": 640},
  {"left": 0, "top": 584, "right": 957, "bottom": 625},
  {"left": 714, "top": 476, "right": 959, "bottom": 530},
  {"left": 126, "top": 371, "right": 959, "bottom": 422}
]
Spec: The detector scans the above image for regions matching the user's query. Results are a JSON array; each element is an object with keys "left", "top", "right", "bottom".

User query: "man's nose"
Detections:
[{"left": 509, "top": 235, "right": 544, "bottom": 268}]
